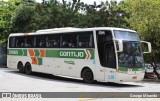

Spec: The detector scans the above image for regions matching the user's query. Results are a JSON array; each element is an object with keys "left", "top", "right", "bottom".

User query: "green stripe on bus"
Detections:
[
  {"left": 119, "top": 66, "right": 144, "bottom": 71},
  {"left": 7, "top": 49, "right": 95, "bottom": 59},
  {"left": 46, "top": 50, "right": 60, "bottom": 57},
  {"left": 46, "top": 50, "right": 95, "bottom": 59},
  {"left": 7, "top": 49, "right": 27, "bottom": 56},
  {"left": 34, "top": 49, "right": 39, "bottom": 56},
  {"left": 37, "top": 58, "right": 42, "bottom": 65},
  {"left": 23, "top": 49, "right": 27, "bottom": 56},
  {"left": 89, "top": 50, "right": 95, "bottom": 59}
]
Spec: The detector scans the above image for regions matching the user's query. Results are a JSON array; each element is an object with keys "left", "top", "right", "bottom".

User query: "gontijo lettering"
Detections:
[{"left": 60, "top": 51, "right": 84, "bottom": 58}]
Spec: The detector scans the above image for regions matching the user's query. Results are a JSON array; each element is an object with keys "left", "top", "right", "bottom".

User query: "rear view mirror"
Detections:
[
  {"left": 115, "top": 40, "right": 123, "bottom": 52},
  {"left": 141, "top": 41, "right": 151, "bottom": 53}
]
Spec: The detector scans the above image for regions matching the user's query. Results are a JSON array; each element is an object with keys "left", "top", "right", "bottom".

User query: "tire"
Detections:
[
  {"left": 25, "top": 63, "right": 32, "bottom": 75},
  {"left": 82, "top": 68, "right": 94, "bottom": 83},
  {"left": 18, "top": 62, "right": 24, "bottom": 73}
]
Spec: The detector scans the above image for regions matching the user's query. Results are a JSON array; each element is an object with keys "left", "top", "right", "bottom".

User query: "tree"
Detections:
[
  {"left": 122, "top": 0, "right": 160, "bottom": 62},
  {"left": 0, "top": 0, "right": 20, "bottom": 44},
  {"left": 12, "top": 1, "right": 36, "bottom": 32},
  {"left": 77, "top": 0, "right": 129, "bottom": 28}
]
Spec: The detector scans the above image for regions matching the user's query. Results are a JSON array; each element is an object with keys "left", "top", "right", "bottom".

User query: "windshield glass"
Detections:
[
  {"left": 114, "top": 30, "right": 144, "bottom": 70},
  {"left": 118, "top": 41, "right": 144, "bottom": 68},
  {"left": 114, "top": 30, "right": 140, "bottom": 41}
]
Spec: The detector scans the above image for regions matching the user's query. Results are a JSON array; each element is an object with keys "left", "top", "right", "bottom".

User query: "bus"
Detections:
[{"left": 7, "top": 27, "right": 151, "bottom": 83}]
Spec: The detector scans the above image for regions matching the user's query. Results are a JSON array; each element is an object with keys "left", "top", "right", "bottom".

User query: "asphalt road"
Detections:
[{"left": 0, "top": 67, "right": 160, "bottom": 101}]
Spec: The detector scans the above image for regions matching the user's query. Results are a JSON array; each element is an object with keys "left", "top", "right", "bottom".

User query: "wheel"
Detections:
[
  {"left": 18, "top": 62, "right": 24, "bottom": 73},
  {"left": 25, "top": 63, "right": 32, "bottom": 75},
  {"left": 82, "top": 68, "right": 94, "bottom": 83}
]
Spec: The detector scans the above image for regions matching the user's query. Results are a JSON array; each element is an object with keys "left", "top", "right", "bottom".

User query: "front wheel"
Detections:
[{"left": 82, "top": 68, "right": 94, "bottom": 83}]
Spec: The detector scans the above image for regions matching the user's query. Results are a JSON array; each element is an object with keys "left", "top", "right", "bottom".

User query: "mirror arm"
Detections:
[
  {"left": 141, "top": 41, "right": 152, "bottom": 53},
  {"left": 114, "top": 39, "right": 123, "bottom": 52}
]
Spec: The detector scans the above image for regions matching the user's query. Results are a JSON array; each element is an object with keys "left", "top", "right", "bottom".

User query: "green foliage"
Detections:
[
  {"left": 1, "top": 0, "right": 160, "bottom": 62},
  {"left": 122, "top": 0, "right": 160, "bottom": 62},
  {"left": 0, "top": 0, "right": 20, "bottom": 44},
  {"left": 75, "top": 1, "right": 129, "bottom": 28},
  {"left": 1, "top": 0, "right": 128, "bottom": 38},
  {"left": 12, "top": 2, "right": 36, "bottom": 32}
]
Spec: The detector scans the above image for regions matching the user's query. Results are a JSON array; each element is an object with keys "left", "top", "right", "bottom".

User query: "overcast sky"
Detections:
[{"left": 36, "top": 0, "right": 121, "bottom": 4}]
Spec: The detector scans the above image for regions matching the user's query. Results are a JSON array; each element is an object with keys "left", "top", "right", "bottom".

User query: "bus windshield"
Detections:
[
  {"left": 118, "top": 41, "right": 144, "bottom": 68},
  {"left": 114, "top": 30, "right": 140, "bottom": 41},
  {"left": 114, "top": 30, "right": 144, "bottom": 69}
]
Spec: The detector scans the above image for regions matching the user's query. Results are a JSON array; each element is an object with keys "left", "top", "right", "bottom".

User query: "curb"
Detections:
[{"left": 143, "top": 78, "right": 160, "bottom": 82}]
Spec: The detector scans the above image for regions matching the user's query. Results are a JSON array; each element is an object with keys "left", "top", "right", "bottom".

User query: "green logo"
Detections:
[{"left": 64, "top": 60, "right": 75, "bottom": 65}]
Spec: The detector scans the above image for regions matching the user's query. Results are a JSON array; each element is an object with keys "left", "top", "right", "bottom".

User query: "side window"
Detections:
[
  {"left": 15, "top": 36, "right": 25, "bottom": 48},
  {"left": 78, "top": 31, "right": 94, "bottom": 48},
  {"left": 61, "top": 33, "right": 77, "bottom": 48},
  {"left": 14, "top": 36, "right": 34, "bottom": 48},
  {"left": 46, "top": 34, "right": 60, "bottom": 48},
  {"left": 35, "top": 35, "right": 47, "bottom": 48},
  {"left": 24, "top": 36, "right": 34, "bottom": 48},
  {"left": 9, "top": 37, "right": 15, "bottom": 48}
]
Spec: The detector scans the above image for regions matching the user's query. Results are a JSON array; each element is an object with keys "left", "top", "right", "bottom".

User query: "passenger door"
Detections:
[
  {"left": 104, "top": 42, "right": 116, "bottom": 82},
  {"left": 96, "top": 30, "right": 116, "bottom": 82}
]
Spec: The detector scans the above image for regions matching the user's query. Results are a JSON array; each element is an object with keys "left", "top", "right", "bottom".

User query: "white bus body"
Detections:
[{"left": 7, "top": 27, "right": 151, "bottom": 83}]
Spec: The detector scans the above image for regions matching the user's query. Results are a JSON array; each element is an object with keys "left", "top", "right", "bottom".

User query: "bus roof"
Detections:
[{"left": 9, "top": 27, "right": 136, "bottom": 37}]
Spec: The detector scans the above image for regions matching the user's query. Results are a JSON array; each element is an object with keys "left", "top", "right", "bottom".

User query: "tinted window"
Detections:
[
  {"left": 9, "top": 31, "right": 95, "bottom": 49},
  {"left": 12, "top": 36, "right": 34, "bottom": 48},
  {"left": 14, "top": 36, "right": 24, "bottom": 48},
  {"left": 35, "top": 35, "right": 47, "bottom": 48},
  {"left": 46, "top": 34, "right": 60, "bottom": 48},
  {"left": 9, "top": 37, "right": 15, "bottom": 48},
  {"left": 78, "top": 32, "right": 94, "bottom": 48},
  {"left": 24, "top": 36, "right": 34, "bottom": 48},
  {"left": 61, "top": 33, "right": 77, "bottom": 48}
]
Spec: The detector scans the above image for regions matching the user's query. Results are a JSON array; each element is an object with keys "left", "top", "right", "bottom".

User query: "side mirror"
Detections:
[
  {"left": 115, "top": 40, "right": 123, "bottom": 52},
  {"left": 141, "top": 41, "right": 151, "bottom": 53}
]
